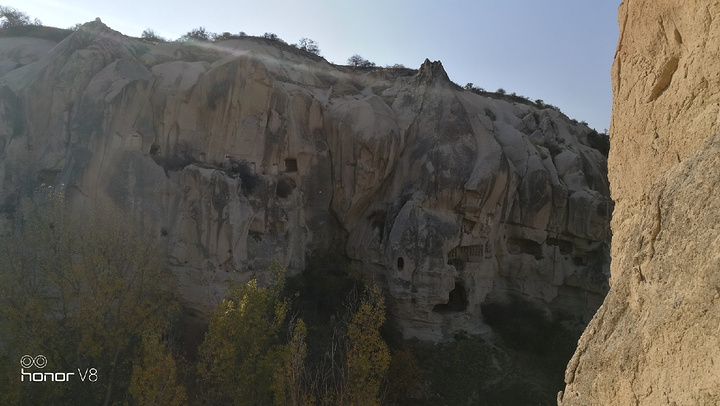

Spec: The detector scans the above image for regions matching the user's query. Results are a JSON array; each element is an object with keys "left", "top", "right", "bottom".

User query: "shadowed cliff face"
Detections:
[
  {"left": 560, "top": 1, "right": 720, "bottom": 405},
  {"left": 0, "top": 21, "right": 611, "bottom": 341}
]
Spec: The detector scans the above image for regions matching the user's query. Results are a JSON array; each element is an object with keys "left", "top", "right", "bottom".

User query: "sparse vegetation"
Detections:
[
  {"left": 296, "top": 37, "right": 320, "bottom": 55},
  {"left": 180, "top": 26, "right": 211, "bottom": 41},
  {"left": 0, "top": 5, "right": 40, "bottom": 28},
  {"left": 263, "top": 32, "right": 286, "bottom": 43},
  {"left": 141, "top": 28, "right": 166, "bottom": 43},
  {"left": 587, "top": 127, "right": 610, "bottom": 156},
  {"left": 347, "top": 54, "right": 376, "bottom": 67},
  {"left": 213, "top": 31, "right": 246, "bottom": 41}
]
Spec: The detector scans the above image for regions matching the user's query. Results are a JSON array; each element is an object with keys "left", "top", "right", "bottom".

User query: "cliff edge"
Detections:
[
  {"left": 560, "top": 1, "right": 720, "bottom": 404},
  {"left": 0, "top": 21, "right": 611, "bottom": 342}
]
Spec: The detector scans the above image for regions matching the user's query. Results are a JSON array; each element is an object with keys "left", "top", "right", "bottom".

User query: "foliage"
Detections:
[
  {"left": 213, "top": 31, "right": 246, "bottom": 41},
  {"left": 0, "top": 189, "right": 179, "bottom": 405},
  {"left": 587, "top": 128, "right": 610, "bottom": 157},
  {"left": 180, "top": 26, "right": 211, "bottom": 41},
  {"left": 263, "top": 32, "right": 285, "bottom": 42},
  {"left": 197, "top": 262, "right": 290, "bottom": 405},
  {"left": 141, "top": 28, "right": 166, "bottom": 43},
  {"left": 496, "top": 87, "right": 506, "bottom": 95},
  {"left": 297, "top": 37, "right": 320, "bottom": 55},
  {"left": 129, "top": 331, "right": 187, "bottom": 406},
  {"left": 345, "top": 284, "right": 391, "bottom": 406},
  {"left": 274, "top": 318, "right": 315, "bottom": 406},
  {"left": 385, "top": 347, "right": 425, "bottom": 405},
  {"left": 347, "top": 54, "right": 376, "bottom": 67},
  {"left": 0, "top": 5, "right": 40, "bottom": 28}
]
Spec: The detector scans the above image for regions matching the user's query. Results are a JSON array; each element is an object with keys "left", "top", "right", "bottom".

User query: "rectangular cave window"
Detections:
[
  {"left": 397, "top": 257, "right": 404, "bottom": 270},
  {"left": 285, "top": 158, "right": 298, "bottom": 172}
]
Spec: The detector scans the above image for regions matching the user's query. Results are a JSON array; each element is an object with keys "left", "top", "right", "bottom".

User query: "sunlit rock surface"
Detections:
[
  {"left": 0, "top": 21, "right": 611, "bottom": 341},
  {"left": 560, "top": 1, "right": 720, "bottom": 404}
]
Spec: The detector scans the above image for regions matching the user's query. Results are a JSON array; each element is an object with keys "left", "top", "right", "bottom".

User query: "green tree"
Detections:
[
  {"left": 274, "top": 318, "right": 315, "bottom": 406},
  {"left": 344, "top": 284, "right": 390, "bottom": 406},
  {"left": 0, "top": 190, "right": 179, "bottom": 405},
  {"left": 129, "top": 331, "right": 187, "bottom": 406},
  {"left": 197, "top": 262, "right": 290, "bottom": 405}
]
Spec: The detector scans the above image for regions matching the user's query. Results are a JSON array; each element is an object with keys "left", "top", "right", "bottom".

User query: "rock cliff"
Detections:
[
  {"left": 0, "top": 21, "right": 611, "bottom": 341},
  {"left": 560, "top": 1, "right": 720, "bottom": 404}
]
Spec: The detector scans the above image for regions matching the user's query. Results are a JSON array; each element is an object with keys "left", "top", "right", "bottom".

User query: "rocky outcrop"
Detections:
[
  {"left": 0, "top": 21, "right": 611, "bottom": 341},
  {"left": 560, "top": 1, "right": 720, "bottom": 404}
]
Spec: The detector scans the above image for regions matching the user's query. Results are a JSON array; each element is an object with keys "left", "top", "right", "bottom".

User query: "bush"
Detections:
[
  {"left": 180, "top": 26, "right": 212, "bottom": 42},
  {"left": 213, "top": 31, "right": 246, "bottom": 41},
  {"left": 141, "top": 28, "right": 165, "bottom": 42},
  {"left": 587, "top": 128, "right": 610, "bottom": 157},
  {"left": 0, "top": 6, "right": 40, "bottom": 28},
  {"left": 297, "top": 37, "right": 320, "bottom": 55},
  {"left": 347, "top": 54, "right": 376, "bottom": 67}
]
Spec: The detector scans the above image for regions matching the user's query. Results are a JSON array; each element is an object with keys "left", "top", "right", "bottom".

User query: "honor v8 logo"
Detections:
[{"left": 20, "top": 355, "right": 98, "bottom": 382}]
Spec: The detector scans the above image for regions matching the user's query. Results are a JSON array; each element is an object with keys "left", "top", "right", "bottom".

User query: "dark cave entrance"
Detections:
[{"left": 433, "top": 279, "right": 468, "bottom": 313}]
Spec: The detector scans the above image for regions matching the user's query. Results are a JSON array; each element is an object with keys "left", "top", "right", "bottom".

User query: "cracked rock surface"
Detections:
[
  {"left": 0, "top": 21, "right": 611, "bottom": 341},
  {"left": 560, "top": 1, "right": 720, "bottom": 404}
]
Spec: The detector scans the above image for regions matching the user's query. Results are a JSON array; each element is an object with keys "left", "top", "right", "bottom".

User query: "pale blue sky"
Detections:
[{"left": 6, "top": 0, "right": 621, "bottom": 131}]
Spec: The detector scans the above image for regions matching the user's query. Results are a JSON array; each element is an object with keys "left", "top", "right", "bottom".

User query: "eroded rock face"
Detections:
[
  {"left": 560, "top": 1, "right": 720, "bottom": 404},
  {"left": 0, "top": 21, "right": 611, "bottom": 341}
]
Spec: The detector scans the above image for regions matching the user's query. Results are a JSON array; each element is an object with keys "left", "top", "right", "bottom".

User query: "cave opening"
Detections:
[
  {"left": 397, "top": 257, "right": 404, "bottom": 270},
  {"left": 433, "top": 279, "right": 468, "bottom": 313}
]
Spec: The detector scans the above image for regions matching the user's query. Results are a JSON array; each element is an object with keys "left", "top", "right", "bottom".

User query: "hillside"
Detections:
[{"left": 0, "top": 19, "right": 613, "bottom": 343}]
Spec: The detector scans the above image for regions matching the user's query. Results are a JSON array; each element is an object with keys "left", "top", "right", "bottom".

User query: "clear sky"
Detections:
[{"left": 5, "top": 0, "right": 621, "bottom": 131}]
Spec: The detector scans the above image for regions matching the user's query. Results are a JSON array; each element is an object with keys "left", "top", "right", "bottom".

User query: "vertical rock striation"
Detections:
[
  {"left": 0, "top": 22, "right": 612, "bottom": 341},
  {"left": 560, "top": 1, "right": 720, "bottom": 404}
]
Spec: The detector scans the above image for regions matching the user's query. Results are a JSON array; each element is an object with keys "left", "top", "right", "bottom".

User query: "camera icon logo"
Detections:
[{"left": 20, "top": 355, "right": 47, "bottom": 369}]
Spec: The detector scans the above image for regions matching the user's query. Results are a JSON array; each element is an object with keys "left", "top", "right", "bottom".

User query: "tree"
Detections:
[
  {"left": 180, "top": 26, "right": 211, "bottom": 41},
  {"left": 212, "top": 31, "right": 246, "bottom": 41},
  {"left": 0, "top": 189, "right": 179, "bottom": 405},
  {"left": 297, "top": 38, "right": 320, "bottom": 55},
  {"left": 0, "top": 6, "right": 40, "bottom": 28},
  {"left": 347, "top": 54, "right": 376, "bottom": 67},
  {"left": 275, "top": 318, "right": 315, "bottom": 406},
  {"left": 141, "top": 28, "right": 166, "bottom": 43},
  {"left": 129, "top": 331, "right": 187, "bottom": 406},
  {"left": 197, "top": 262, "right": 290, "bottom": 405},
  {"left": 344, "top": 284, "right": 390, "bottom": 406}
]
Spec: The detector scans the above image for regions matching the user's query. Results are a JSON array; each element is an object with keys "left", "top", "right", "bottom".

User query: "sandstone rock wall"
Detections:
[
  {"left": 560, "top": 1, "right": 720, "bottom": 404},
  {"left": 0, "top": 22, "right": 612, "bottom": 341}
]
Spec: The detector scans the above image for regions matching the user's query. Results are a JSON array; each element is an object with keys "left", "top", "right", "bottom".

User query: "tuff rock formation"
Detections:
[
  {"left": 0, "top": 21, "right": 611, "bottom": 341},
  {"left": 560, "top": 1, "right": 720, "bottom": 404}
]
